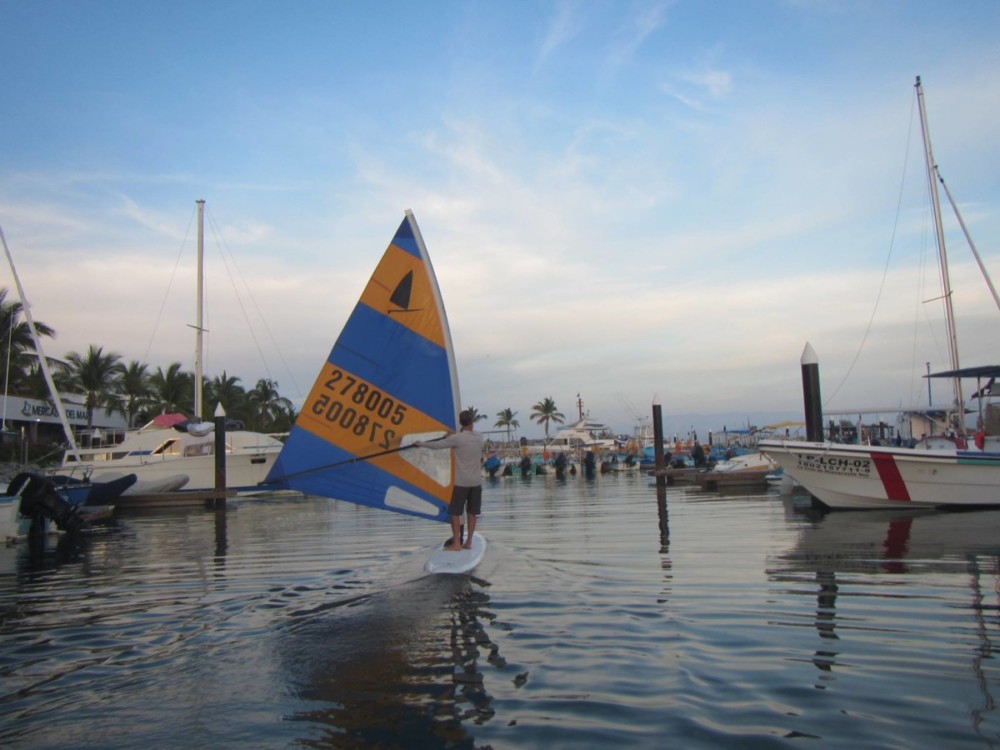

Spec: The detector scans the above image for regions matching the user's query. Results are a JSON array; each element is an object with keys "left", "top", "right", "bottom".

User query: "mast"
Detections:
[
  {"left": 915, "top": 76, "right": 964, "bottom": 426},
  {"left": 194, "top": 199, "right": 205, "bottom": 421},
  {"left": 0, "top": 224, "right": 82, "bottom": 461}
]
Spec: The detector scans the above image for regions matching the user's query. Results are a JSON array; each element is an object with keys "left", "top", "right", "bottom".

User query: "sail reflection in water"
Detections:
[{"left": 281, "top": 575, "right": 501, "bottom": 744}]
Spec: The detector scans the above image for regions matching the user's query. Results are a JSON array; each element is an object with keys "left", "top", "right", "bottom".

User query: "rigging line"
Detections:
[
  {"left": 204, "top": 206, "right": 303, "bottom": 398},
  {"left": 935, "top": 166, "right": 1000, "bottom": 315},
  {"left": 142, "top": 205, "right": 196, "bottom": 365},
  {"left": 824, "top": 91, "right": 917, "bottom": 407},
  {"left": 259, "top": 435, "right": 447, "bottom": 485},
  {"left": 2, "top": 297, "right": 12, "bottom": 428}
]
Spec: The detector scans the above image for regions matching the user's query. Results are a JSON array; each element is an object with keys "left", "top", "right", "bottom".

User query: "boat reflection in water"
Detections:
[
  {"left": 774, "top": 505, "right": 1000, "bottom": 575},
  {"left": 769, "top": 503, "right": 1000, "bottom": 723}
]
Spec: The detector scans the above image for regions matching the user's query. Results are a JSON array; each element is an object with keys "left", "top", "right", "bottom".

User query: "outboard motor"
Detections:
[{"left": 10, "top": 472, "right": 86, "bottom": 534}]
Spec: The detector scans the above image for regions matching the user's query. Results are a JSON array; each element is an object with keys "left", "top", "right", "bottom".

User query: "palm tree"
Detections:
[
  {"left": 269, "top": 402, "right": 299, "bottom": 433},
  {"left": 0, "top": 287, "right": 56, "bottom": 396},
  {"left": 64, "top": 345, "right": 126, "bottom": 429},
  {"left": 246, "top": 378, "right": 293, "bottom": 432},
  {"left": 494, "top": 408, "right": 519, "bottom": 443},
  {"left": 530, "top": 397, "right": 565, "bottom": 443},
  {"left": 22, "top": 361, "right": 55, "bottom": 400},
  {"left": 117, "top": 360, "right": 154, "bottom": 428},
  {"left": 464, "top": 405, "right": 488, "bottom": 425},
  {"left": 149, "top": 362, "right": 195, "bottom": 415},
  {"left": 204, "top": 370, "right": 246, "bottom": 420}
]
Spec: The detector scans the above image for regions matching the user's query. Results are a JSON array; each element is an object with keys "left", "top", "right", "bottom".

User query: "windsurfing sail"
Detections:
[{"left": 264, "top": 210, "right": 461, "bottom": 522}]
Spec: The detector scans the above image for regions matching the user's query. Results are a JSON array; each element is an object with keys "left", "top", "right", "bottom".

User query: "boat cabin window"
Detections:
[
  {"left": 153, "top": 439, "right": 181, "bottom": 456},
  {"left": 184, "top": 443, "right": 213, "bottom": 457}
]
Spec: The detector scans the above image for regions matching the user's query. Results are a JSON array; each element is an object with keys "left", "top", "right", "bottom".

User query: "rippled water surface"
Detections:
[{"left": 3, "top": 474, "right": 1000, "bottom": 748}]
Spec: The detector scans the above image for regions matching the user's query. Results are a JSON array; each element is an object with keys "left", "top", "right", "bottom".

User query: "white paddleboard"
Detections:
[{"left": 424, "top": 533, "right": 487, "bottom": 575}]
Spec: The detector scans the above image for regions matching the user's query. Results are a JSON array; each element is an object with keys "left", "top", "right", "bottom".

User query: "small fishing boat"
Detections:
[
  {"left": 710, "top": 452, "right": 779, "bottom": 474},
  {"left": 2, "top": 471, "right": 121, "bottom": 539}
]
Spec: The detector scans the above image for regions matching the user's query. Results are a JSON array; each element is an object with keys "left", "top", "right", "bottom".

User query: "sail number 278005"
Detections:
[{"left": 308, "top": 368, "right": 408, "bottom": 449}]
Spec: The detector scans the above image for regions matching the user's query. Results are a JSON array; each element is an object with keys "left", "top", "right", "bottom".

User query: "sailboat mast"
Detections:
[
  {"left": 915, "top": 76, "right": 964, "bottom": 425},
  {"left": 0, "top": 224, "right": 82, "bottom": 461},
  {"left": 194, "top": 199, "right": 205, "bottom": 421}
]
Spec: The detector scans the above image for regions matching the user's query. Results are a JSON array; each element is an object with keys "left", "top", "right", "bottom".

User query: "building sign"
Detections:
[
  {"left": 1, "top": 396, "right": 127, "bottom": 430},
  {"left": 19, "top": 399, "right": 90, "bottom": 423}
]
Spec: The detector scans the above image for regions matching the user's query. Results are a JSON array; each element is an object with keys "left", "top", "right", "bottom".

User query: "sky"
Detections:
[{"left": 1, "top": 0, "right": 998, "bottom": 440}]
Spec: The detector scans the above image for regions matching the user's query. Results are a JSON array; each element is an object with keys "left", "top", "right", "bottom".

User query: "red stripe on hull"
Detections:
[{"left": 871, "top": 452, "right": 911, "bottom": 501}]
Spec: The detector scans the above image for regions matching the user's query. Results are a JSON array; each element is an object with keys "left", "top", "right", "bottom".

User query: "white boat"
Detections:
[
  {"left": 52, "top": 201, "right": 284, "bottom": 494},
  {"left": 711, "top": 451, "right": 778, "bottom": 474},
  {"left": 759, "top": 438, "right": 1000, "bottom": 509},
  {"left": 760, "top": 78, "right": 1000, "bottom": 510},
  {"left": 57, "top": 413, "right": 283, "bottom": 493}
]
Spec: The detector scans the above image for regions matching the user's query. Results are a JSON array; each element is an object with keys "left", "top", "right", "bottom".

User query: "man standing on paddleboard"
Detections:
[{"left": 416, "top": 410, "right": 483, "bottom": 551}]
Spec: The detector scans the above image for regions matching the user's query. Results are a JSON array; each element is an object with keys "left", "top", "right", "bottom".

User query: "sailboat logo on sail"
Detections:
[{"left": 388, "top": 271, "right": 414, "bottom": 310}]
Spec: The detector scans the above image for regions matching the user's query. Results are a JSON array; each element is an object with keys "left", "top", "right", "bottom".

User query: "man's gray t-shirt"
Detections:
[{"left": 424, "top": 430, "right": 483, "bottom": 487}]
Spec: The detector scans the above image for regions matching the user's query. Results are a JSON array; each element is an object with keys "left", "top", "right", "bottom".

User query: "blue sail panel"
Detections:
[
  {"left": 332, "top": 304, "right": 457, "bottom": 427},
  {"left": 268, "top": 430, "right": 450, "bottom": 521}
]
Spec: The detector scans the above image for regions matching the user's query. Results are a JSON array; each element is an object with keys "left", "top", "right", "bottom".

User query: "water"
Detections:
[{"left": 3, "top": 474, "right": 1000, "bottom": 748}]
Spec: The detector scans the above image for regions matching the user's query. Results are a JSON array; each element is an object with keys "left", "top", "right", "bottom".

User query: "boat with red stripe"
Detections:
[{"left": 758, "top": 440, "right": 1000, "bottom": 509}]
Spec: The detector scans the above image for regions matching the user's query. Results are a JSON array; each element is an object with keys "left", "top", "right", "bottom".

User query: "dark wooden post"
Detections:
[
  {"left": 214, "top": 403, "right": 227, "bottom": 508},
  {"left": 801, "top": 342, "right": 824, "bottom": 443},
  {"left": 652, "top": 396, "right": 666, "bottom": 488}
]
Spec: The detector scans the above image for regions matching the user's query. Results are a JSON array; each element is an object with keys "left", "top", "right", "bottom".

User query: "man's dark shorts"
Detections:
[{"left": 449, "top": 485, "right": 482, "bottom": 516}]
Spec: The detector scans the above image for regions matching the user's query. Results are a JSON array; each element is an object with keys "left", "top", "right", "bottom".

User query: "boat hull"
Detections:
[
  {"left": 0, "top": 495, "right": 26, "bottom": 541},
  {"left": 758, "top": 439, "right": 1000, "bottom": 510},
  {"left": 58, "top": 428, "right": 282, "bottom": 493},
  {"left": 86, "top": 452, "right": 275, "bottom": 492}
]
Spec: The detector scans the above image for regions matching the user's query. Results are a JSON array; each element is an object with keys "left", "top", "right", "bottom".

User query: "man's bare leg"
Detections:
[
  {"left": 446, "top": 514, "right": 463, "bottom": 550},
  {"left": 463, "top": 514, "right": 476, "bottom": 549}
]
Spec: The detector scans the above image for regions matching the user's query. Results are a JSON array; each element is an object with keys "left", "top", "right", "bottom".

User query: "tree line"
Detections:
[
  {"left": 468, "top": 396, "right": 568, "bottom": 444},
  {"left": 0, "top": 288, "right": 295, "bottom": 433},
  {"left": 3, "top": 287, "right": 578, "bottom": 442}
]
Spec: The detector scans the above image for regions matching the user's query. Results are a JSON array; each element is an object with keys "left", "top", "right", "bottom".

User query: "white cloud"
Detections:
[{"left": 1, "top": 2, "right": 998, "bottom": 439}]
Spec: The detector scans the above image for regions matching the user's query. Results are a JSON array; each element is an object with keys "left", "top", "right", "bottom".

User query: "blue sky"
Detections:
[{"left": 1, "top": 1, "right": 998, "bottom": 438}]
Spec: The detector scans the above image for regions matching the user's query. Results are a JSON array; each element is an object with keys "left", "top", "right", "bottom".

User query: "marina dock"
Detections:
[
  {"left": 694, "top": 471, "right": 770, "bottom": 492},
  {"left": 112, "top": 489, "right": 235, "bottom": 510}
]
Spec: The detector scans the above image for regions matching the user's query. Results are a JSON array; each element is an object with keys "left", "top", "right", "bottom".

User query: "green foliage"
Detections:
[
  {"left": 530, "top": 397, "right": 565, "bottom": 441},
  {"left": 0, "top": 287, "right": 298, "bottom": 434}
]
